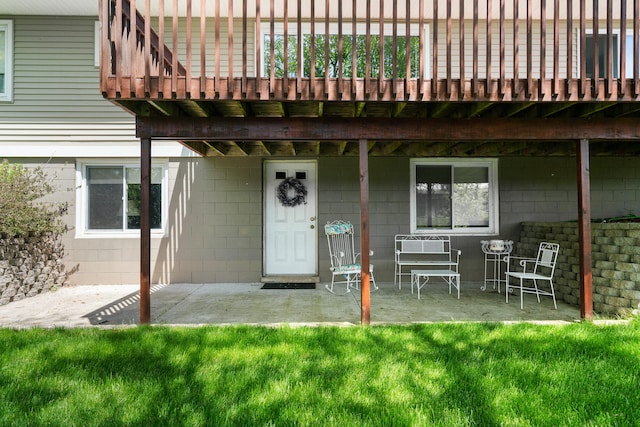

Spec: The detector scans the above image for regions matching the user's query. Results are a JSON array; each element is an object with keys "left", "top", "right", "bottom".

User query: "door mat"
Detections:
[{"left": 261, "top": 283, "right": 316, "bottom": 290}]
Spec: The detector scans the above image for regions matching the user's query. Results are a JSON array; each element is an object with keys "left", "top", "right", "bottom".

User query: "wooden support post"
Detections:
[
  {"left": 359, "top": 139, "right": 371, "bottom": 326},
  {"left": 577, "top": 139, "right": 593, "bottom": 320},
  {"left": 140, "top": 137, "right": 151, "bottom": 324}
]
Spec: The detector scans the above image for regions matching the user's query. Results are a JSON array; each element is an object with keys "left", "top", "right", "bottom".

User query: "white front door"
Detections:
[{"left": 264, "top": 161, "right": 318, "bottom": 276}]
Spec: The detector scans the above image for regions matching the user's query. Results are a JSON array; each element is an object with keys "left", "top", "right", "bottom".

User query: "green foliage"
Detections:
[
  {"left": 0, "top": 321, "right": 639, "bottom": 426},
  {"left": 265, "top": 34, "right": 421, "bottom": 79},
  {"left": 0, "top": 160, "right": 68, "bottom": 236}
]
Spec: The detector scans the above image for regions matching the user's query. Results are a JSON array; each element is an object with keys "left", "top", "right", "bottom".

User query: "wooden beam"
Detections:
[
  {"left": 148, "top": 100, "right": 177, "bottom": 116},
  {"left": 577, "top": 139, "right": 594, "bottom": 320},
  {"left": 140, "top": 137, "right": 151, "bottom": 325},
  {"left": 359, "top": 138, "right": 371, "bottom": 326},
  {"left": 178, "top": 141, "right": 208, "bottom": 157},
  {"left": 137, "top": 117, "right": 640, "bottom": 142}
]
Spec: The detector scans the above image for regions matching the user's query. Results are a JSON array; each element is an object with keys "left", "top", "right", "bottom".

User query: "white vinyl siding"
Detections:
[{"left": 0, "top": 16, "right": 139, "bottom": 148}]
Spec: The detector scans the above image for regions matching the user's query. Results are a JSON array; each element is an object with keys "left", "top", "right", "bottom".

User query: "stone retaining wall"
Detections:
[
  {"left": 519, "top": 222, "right": 640, "bottom": 316},
  {"left": 0, "top": 232, "right": 71, "bottom": 305}
]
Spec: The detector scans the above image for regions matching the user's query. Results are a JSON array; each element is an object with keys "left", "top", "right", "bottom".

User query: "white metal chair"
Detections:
[
  {"left": 324, "top": 220, "right": 377, "bottom": 295},
  {"left": 505, "top": 242, "right": 560, "bottom": 309}
]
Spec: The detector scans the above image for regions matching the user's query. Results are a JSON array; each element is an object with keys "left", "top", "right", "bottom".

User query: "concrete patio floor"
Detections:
[{"left": 0, "top": 281, "right": 582, "bottom": 328}]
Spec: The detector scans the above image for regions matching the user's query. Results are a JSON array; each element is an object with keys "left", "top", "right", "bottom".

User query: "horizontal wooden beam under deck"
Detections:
[{"left": 136, "top": 117, "right": 640, "bottom": 142}]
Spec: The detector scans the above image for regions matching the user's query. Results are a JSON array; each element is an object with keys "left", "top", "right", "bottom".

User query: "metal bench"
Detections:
[{"left": 394, "top": 235, "right": 461, "bottom": 296}]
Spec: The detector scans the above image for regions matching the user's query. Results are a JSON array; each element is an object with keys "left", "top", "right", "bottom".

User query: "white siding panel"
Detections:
[{"left": 0, "top": 15, "right": 139, "bottom": 151}]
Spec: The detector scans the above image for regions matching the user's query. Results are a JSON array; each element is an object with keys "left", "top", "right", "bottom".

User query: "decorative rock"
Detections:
[{"left": 0, "top": 232, "right": 74, "bottom": 305}]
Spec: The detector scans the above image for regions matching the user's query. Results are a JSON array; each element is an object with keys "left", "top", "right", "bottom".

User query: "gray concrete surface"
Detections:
[{"left": 0, "top": 281, "right": 583, "bottom": 328}]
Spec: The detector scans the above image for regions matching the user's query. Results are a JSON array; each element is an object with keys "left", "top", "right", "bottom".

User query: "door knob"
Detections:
[
  {"left": 310, "top": 217, "right": 316, "bottom": 221},
  {"left": 310, "top": 225, "right": 315, "bottom": 229}
]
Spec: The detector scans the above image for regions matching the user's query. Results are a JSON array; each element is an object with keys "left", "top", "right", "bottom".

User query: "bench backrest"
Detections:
[
  {"left": 400, "top": 239, "right": 445, "bottom": 254},
  {"left": 395, "top": 235, "right": 453, "bottom": 262}
]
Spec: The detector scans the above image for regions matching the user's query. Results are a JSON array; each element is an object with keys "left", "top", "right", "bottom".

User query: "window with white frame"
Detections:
[
  {"left": 584, "top": 31, "right": 620, "bottom": 79},
  {"left": 583, "top": 30, "right": 640, "bottom": 79},
  {"left": 624, "top": 33, "right": 639, "bottom": 78},
  {"left": 0, "top": 20, "right": 14, "bottom": 102},
  {"left": 77, "top": 162, "right": 167, "bottom": 236},
  {"left": 260, "top": 22, "right": 429, "bottom": 79},
  {"left": 410, "top": 159, "right": 499, "bottom": 235}
]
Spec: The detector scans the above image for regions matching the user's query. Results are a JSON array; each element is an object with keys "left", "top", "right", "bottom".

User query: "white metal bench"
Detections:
[{"left": 394, "top": 235, "right": 461, "bottom": 294}]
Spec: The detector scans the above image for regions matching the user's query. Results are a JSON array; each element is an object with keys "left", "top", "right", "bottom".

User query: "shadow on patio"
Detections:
[{"left": 80, "top": 282, "right": 581, "bottom": 326}]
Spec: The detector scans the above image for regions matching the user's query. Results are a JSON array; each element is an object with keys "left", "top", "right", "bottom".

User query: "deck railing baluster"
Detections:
[
  {"left": 351, "top": 0, "right": 356, "bottom": 98},
  {"left": 430, "top": 0, "right": 435, "bottom": 98},
  {"left": 500, "top": 0, "right": 505, "bottom": 96},
  {"left": 242, "top": 0, "right": 248, "bottom": 96},
  {"left": 227, "top": 0, "right": 233, "bottom": 95},
  {"left": 365, "top": 0, "right": 371, "bottom": 97},
  {"left": 297, "top": 0, "right": 302, "bottom": 96},
  {"left": 270, "top": 0, "right": 275, "bottom": 97},
  {"left": 446, "top": 0, "right": 451, "bottom": 95},
  {"left": 620, "top": 0, "right": 627, "bottom": 96},
  {"left": 580, "top": 0, "right": 586, "bottom": 97},
  {"left": 200, "top": 0, "right": 206, "bottom": 96},
  {"left": 566, "top": 0, "right": 572, "bottom": 97},
  {"left": 325, "top": 0, "right": 330, "bottom": 97},
  {"left": 186, "top": 0, "right": 192, "bottom": 97},
  {"left": 214, "top": 0, "right": 220, "bottom": 97},
  {"left": 540, "top": 0, "right": 546, "bottom": 98},
  {"left": 382, "top": 0, "right": 387, "bottom": 97},
  {"left": 130, "top": 0, "right": 136, "bottom": 90},
  {"left": 255, "top": 0, "right": 261, "bottom": 96},
  {"left": 527, "top": 0, "right": 532, "bottom": 97},
  {"left": 406, "top": 0, "right": 411, "bottom": 98},
  {"left": 459, "top": 0, "right": 465, "bottom": 98},
  {"left": 605, "top": 0, "right": 625, "bottom": 98},
  {"left": 283, "top": 0, "right": 289, "bottom": 96},
  {"left": 310, "top": 0, "right": 316, "bottom": 98},
  {"left": 338, "top": 0, "right": 344, "bottom": 96},
  {"left": 606, "top": 0, "right": 613, "bottom": 97},
  {"left": 472, "top": 0, "right": 478, "bottom": 97},
  {"left": 392, "top": 0, "right": 398, "bottom": 97},
  {"left": 635, "top": 0, "right": 639, "bottom": 96},
  {"left": 553, "top": 0, "right": 559, "bottom": 96},
  {"left": 487, "top": 0, "right": 492, "bottom": 97},
  {"left": 592, "top": 0, "right": 599, "bottom": 98},
  {"left": 171, "top": 0, "right": 178, "bottom": 96},
  {"left": 115, "top": 0, "right": 122, "bottom": 95},
  {"left": 158, "top": 0, "right": 165, "bottom": 95},
  {"left": 99, "top": 0, "right": 109, "bottom": 94},
  {"left": 513, "top": 0, "right": 519, "bottom": 98}
]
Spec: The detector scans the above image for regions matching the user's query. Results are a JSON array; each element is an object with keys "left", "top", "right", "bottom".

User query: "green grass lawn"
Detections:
[{"left": 1, "top": 320, "right": 639, "bottom": 426}]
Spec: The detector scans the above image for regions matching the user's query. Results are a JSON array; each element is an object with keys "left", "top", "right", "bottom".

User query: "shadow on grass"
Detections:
[{"left": 0, "top": 321, "right": 639, "bottom": 426}]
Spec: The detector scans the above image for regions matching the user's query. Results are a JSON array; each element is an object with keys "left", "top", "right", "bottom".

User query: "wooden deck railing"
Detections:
[{"left": 100, "top": 0, "right": 640, "bottom": 102}]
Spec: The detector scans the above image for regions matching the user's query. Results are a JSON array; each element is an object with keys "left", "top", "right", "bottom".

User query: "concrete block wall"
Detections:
[{"left": 519, "top": 221, "right": 640, "bottom": 316}]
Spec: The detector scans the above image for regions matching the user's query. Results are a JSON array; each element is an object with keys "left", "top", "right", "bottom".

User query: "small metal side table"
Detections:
[{"left": 480, "top": 240, "right": 513, "bottom": 293}]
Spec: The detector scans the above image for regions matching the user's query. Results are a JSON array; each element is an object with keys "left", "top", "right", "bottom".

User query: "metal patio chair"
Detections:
[
  {"left": 505, "top": 242, "right": 560, "bottom": 309},
  {"left": 324, "top": 220, "right": 377, "bottom": 295}
]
